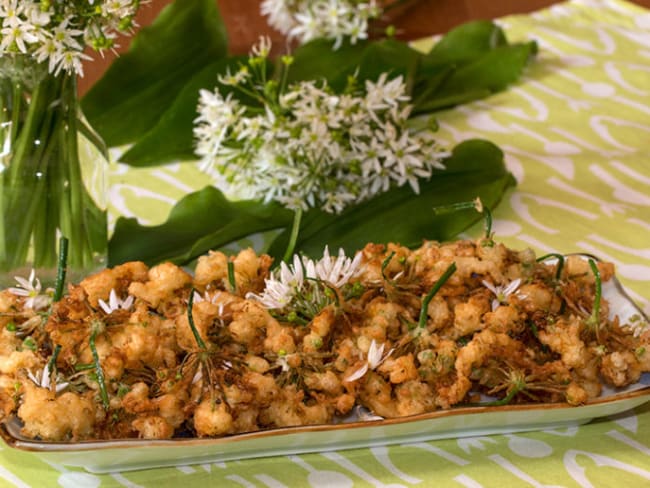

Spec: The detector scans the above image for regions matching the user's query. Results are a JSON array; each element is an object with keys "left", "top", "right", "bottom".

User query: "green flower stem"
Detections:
[
  {"left": 61, "top": 75, "right": 86, "bottom": 267},
  {"left": 89, "top": 324, "right": 110, "bottom": 410},
  {"left": 3, "top": 74, "right": 58, "bottom": 268},
  {"left": 0, "top": 84, "right": 8, "bottom": 263},
  {"left": 6, "top": 117, "right": 59, "bottom": 267},
  {"left": 187, "top": 289, "right": 207, "bottom": 350},
  {"left": 483, "top": 206, "right": 493, "bottom": 241},
  {"left": 282, "top": 207, "right": 303, "bottom": 263},
  {"left": 536, "top": 253, "right": 565, "bottom": 280},
  {"left": 47, "top": 344, "right": 62, "bottom": 374},
  {"left": 381, "top": 251, "right": 396, "bottom": 281},
  {"left": 586, "top": 259, "right": 602, "bottom": 330},
  {"left": 227, "top": 261, "right": 236, "bottom": 293},
  {"left": 432, "top": 198, "right": 492, "bottom": 241},
  {"left": 483, "top": 384, "right": 521, "bottom": 406},
  {"left": 1, "top": 63, "right": 106, "bottom": 276},
  {"left": 53, "top": 236, "right": 69, "bottom": 302},
  {"left": 418, "top": 262, "right": 457, "bottom": 328}
]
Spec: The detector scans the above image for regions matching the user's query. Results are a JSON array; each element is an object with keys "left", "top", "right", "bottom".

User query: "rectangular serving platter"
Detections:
[{"left": 1, "top": 254, "right": 649, "bottom": 473}]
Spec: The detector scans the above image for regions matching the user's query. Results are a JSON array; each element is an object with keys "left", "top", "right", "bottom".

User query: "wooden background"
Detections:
[{"left": 79, "top": 0, "right": 650, "bottom": 94}]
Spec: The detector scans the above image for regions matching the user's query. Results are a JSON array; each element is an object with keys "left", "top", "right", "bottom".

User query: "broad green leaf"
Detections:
[
  {"left": 120, "top": 57, "right": 246, "bottom": 167},
  {"left": 414, "top": 43, "right": 536, "bottom": 113},
  {"left": 354, "top": 39, "right": 422, "bottom": 88},
  {"left": 266, "top": 139, "right": 515, "bottom": 260},
  {"left": 422, "top": 20, "right": 508, "bottom": 69},
  {"left": 287, "top": 38, "right": 369, "bottom": 90},
  {"left": 108, "top": 187, "right": 293, "bottom": 266},
  {"left": 82, "top": 0, "right": 228, "bottom": 147}
]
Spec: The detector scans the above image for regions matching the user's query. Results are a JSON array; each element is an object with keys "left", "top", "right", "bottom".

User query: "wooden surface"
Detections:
[{"left": 79, "top": 0, "right": 650, "bottom": 94}]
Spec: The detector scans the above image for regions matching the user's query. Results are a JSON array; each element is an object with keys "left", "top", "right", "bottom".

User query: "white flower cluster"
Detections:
[
  {"left": 194, "top": 41, "right": 447, "bottom": 214},
  {"left": 261, "top": 0, "right": 382, "bottom": 48},
  {"left": 0, "top": 0, "right": 141, "bottom": 76},
  {"left": 247, "top": 246, "right": 362, "bottom": 316}
]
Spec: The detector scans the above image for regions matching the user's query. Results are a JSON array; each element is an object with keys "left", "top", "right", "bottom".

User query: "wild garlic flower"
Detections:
[
  {"left": 482, "top": 278, "right": 522, "bottom": 311},
  {"left": 0, "top": 0, "right": 141, "bottom": 76},
  {"left": 247, "top": 246, "right": 362, "bottom": 319},
  {"left": 261, "top": 0, "right": 382, "bottom": 48},
  {"left": 27, "top": 363, "right": 68, "bottom": 393},
  {"left": 344, "top": 339, "right": 393, "bottom": 382},
  {"left": 98, "top": 289, "right": 134, "bottom": 314},
  {"left": 194, "top": 39, "right": 447, "bottom": 214},
  {"left": 8, "top": 269, "right": 51, "bottom": 310}
]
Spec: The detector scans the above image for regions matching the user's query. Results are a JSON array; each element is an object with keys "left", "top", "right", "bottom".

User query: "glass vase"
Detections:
[{"left": 0, "top": 57, "right": 108, "bottom": 287}]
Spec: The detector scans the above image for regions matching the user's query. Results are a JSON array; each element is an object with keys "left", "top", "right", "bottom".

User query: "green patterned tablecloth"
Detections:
[{"left": 1, "top": 0, "right": 649, "bottom": 486}]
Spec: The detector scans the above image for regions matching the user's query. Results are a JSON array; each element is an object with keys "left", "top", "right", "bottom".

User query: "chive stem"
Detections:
[
  {"left": 418, "top": 262, "right": 456, "bottom": 328},
  {"left": 188, "top": 289, "right": 207, "bottom": 350},
  {"left": 47, "top": 344, "right": 61, "bottom": 373},
  {"left": 381, "top": 251, "right": 396, "bottom": 281},
  {"left": 586, "top": 259, "right": 602, "bottom": 330},
  {"left": 537, "top": 253, "right": 565, "bottom": 280},
  {"left": 53, "top": 237, "right": 69, "bottom": 302},
  {"left": 483, "top": 384, "right": 521, "bottom": 406},
  {"left": 89, "top": 325, "right": 109, "bottom": 410},
  {"left": 227, "top": 260, "right": 236, "bottom": 294},
  {"left": 432, "top": 198, "right": 492, "bottom": 241}
]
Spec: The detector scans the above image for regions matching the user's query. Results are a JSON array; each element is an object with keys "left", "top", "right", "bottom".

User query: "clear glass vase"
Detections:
[{"left": 0, "top": 57, "right": 108, "bottom": 287}]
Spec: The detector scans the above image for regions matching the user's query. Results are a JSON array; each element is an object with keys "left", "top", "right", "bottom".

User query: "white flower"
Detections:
[
  {"left": 246, "top": 254, "right": 303, "bottom": 309},
  {"left": 27, "top": 363, "right": 69, "bottom": 393},
  {"left": 0, "top": 22, "right": 39, "bottom": 53},
  {"left": 345, "top": 339, "right": 393, "bottom": 382},
  {"left": 250, "top": 35, "right": 272, "bottom": 58},
  {"left": 314, "top": 246, "right": 362, "bottom": 288},
  {"left": 261, "top": 0, "right": 382, "bottom": 49},
  {"left": 247, "top": 248, "right": 361, "bottom": 316},
  {"left": 8, "top": 269, "right": 51, "bottom": 310},
  {"left": 482, "top": 278, "right": 522, "bottom": 311},
  {"left": 218, "top": 66, "right": 250, "bottom": 86},
  {"left": 98, "top": 289, "right": 134, "bottom": 314},
  {"left": 192, "top": 290, "right": 222, "bottom": 305}
]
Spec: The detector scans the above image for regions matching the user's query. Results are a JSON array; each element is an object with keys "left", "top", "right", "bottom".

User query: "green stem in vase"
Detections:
[
  {"left": 3, "top": 72, "right": 58, "bottom": 268},
  {"left": 60, "top": 75, "right": 86, "bottom": 267},
  {"left": 1, "top": 59, "right": 107, "bottom": 277}
]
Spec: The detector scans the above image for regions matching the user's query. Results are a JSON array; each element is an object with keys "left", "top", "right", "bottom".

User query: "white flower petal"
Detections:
[{"left": 344, "top": 363, "right": 369, "bottom": 382}]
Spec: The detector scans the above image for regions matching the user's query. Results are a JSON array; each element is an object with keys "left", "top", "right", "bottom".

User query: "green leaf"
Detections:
[
  {"left": 287, "top": 38, "right": 369, "bottom": 91},
  {"left": 81, "top": 0, "right": 228, "bottom": 147},
  {"left": 288, "top": 39, "right": 423, "bottom": 91},
  {"left": 423, "top": 20, "right": 508, "bottom": 69},
  {"left": 354, "top": 39, "right": 422, "bottom": 87},
  {"left": 266, "top": 139, "right": 515, "bottom": 259},
  {"left": 414, "top": 42, "right": 536, "bottom": 113},
  {"left": 120, "top": 57, "right": 245, "bottom": 167},
  {"left": 108, "top": 187, "right": 293, "bottom": 266},
  {"left": 413, "top": 20, "right": 537, "bottom": 113}
]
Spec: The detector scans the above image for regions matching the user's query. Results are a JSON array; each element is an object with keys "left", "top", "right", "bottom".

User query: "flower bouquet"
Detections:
[{"left": 0, "top": 0, "right": 141, "bottom": 285}]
